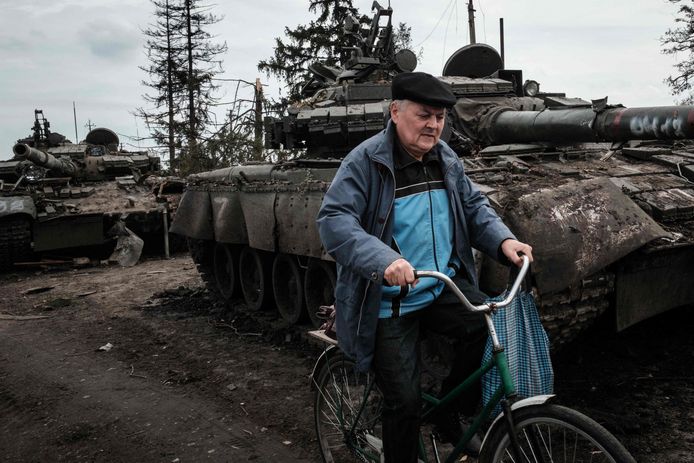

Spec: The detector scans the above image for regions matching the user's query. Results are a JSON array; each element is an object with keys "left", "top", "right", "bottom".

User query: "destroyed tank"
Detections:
[
  {"left": 0, "top": 110, "right": 184, "bottom": 270},
  {"left": 171, "top": 3, "right": 694, "bottom": 347}
]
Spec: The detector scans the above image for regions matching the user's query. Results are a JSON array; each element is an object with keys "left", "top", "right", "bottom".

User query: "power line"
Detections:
[
  {"left": 477, "top": 0, "right": 487, "bottom": 44},
  {"left": 414, "top": 0, "right": 457, "bottom": 48}
]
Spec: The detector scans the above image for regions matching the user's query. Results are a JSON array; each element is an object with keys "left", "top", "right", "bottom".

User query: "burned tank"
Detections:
[
  {"left": 171, "top": 3, "right": 694, "bottom": 346},
  {"left": 0, "top": 109, "right": 184, "bottom": 270}
]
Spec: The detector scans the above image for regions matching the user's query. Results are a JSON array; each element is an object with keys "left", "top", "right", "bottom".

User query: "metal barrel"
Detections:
[
  {"left": 487, "top": 106, "right": 694, "bottom": 144},
  {"left": 13, "top": 143, "right": 77, "bottom": 176}
]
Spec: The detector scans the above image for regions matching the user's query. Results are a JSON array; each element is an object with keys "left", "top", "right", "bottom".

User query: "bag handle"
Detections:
[{"left": 507, "top": 258, "right": 533, "bottom": 294}]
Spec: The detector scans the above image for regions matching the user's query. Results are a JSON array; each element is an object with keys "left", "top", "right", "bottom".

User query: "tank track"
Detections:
[
  {"left": 189, "top": 236, "right": 615, "bottom": 352},
  {"left": 187, "top": 238, "right": 220, "bottom": 301},
  {"left": 0, "top": 217, "right": 33, "bottom": 271},
  {"left": 537, "top": 272, "right": 614, "bottom": 349}
]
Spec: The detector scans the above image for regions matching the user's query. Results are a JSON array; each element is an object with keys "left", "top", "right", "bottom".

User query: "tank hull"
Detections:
[{"left": 171, "top": 136, "right": 694, "bottom": 345}]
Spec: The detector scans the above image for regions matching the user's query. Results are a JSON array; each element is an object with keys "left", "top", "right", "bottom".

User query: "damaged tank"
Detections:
[
  {"left": 0, "top": 109, "right": 184, "bottom": 270},
  {"left": 171, "top": 3, "right": 694, "bottom": 346}
]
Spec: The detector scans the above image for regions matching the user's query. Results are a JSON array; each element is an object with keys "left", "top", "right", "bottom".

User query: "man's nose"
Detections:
[{"left": 424, "top": 115, "right": 438, "bottom": 127}]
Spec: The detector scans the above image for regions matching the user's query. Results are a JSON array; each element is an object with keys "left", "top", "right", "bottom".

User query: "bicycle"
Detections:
[{"left": 309, "top": 255, "right": 636, "bottom": 462}]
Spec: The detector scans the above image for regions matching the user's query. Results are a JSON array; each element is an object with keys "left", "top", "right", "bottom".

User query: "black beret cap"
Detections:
[{"left": 392, "top": 72, "right": 456, "bottom": 108}]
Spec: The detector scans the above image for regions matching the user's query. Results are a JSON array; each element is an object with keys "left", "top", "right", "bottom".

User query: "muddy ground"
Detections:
[{"left": 1, "top": 254, "right": 692, "bottom": 462}]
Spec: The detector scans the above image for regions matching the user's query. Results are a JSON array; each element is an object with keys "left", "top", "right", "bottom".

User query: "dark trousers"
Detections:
[{"left": 373, "top": 276, "right": 488, "bottom": 463}]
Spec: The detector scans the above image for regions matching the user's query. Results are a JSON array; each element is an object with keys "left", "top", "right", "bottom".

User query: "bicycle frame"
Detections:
[
  {"left": 420, "top": 338, "right": 517, "bottom": 462},
  {"left": 322, "top": 335, "right": 521, "bottom": 463},
  {"left": 315, "top": 256, "right": 531, "bottom": 462}
]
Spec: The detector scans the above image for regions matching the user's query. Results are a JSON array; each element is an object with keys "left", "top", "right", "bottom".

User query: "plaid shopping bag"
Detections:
[{"left": 481, "top": 290, "right": 554, "bottom": 417}]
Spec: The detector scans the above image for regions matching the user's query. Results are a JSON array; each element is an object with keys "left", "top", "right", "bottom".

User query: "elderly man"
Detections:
[{"left": 317, "top": 72, "right": 533, "bottom": 462}]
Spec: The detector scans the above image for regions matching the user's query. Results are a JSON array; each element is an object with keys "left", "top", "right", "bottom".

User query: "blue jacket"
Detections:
[{"left": 316, "top": 121, "right": 515, "bottom": 372}]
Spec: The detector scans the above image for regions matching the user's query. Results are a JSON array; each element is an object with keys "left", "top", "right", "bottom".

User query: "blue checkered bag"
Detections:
[{"left": 481, "top": 289, "right": 553, "bottom": 417}]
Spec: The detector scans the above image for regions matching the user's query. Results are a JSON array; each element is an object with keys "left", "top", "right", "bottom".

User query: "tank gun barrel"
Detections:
[
  {"left": 486, "top": 106, "right": 694, "bottom": 145},
  {"left": 13, "top": 143, "right": 77, "bottom": 176}
]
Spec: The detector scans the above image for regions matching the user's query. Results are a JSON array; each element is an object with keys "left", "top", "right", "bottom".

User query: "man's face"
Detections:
[{"left": 390, "top": 100, "right": 446, "bottom": 159}]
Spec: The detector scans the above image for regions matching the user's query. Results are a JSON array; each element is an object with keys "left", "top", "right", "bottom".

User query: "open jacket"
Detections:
[{"left": 317, "top": 121, "right": 515, "bottom": 372}]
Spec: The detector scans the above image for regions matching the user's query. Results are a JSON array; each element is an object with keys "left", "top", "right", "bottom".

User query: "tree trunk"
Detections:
[
  {"left": 185, "top": 0, "right": 197, "bottom": 168},
  {"left": 165, "top": 0, "right": 176, "bottom": 172}
]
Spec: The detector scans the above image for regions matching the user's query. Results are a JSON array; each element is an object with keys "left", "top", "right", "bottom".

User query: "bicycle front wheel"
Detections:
[
  {"left": 314, "top": 352, "right": 384, "bottom": 463},
  {"left": 480, "top": 403, "right": 635, "bottom": 463}
]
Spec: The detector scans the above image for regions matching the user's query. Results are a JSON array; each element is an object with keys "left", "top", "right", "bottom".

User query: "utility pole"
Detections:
[
  {"left": 72, "top": 101, "right": 79, "bottom": 142},
  {"left": 467, "top": 0, "right": 476, "bottom": 44},
  {"left": 254, "top": 78, "right": 263, "bottom": 160}
]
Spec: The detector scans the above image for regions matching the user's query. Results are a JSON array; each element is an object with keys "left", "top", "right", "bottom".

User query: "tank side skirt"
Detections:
[
  {"left": 169, "top": 188, "right": 214, "bottom": 240},
  {"left": 615, "top": 244, "right": 694, "bottom": 330},
  {"left": 210, "top": 188, "right": 248, "bottom": 244}
]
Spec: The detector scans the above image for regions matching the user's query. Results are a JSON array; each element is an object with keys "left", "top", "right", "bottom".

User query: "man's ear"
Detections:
[{"left": 389, "top": 102, "right": 399, "bottom": 124}]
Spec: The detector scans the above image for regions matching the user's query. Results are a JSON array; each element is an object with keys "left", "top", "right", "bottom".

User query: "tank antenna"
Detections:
[
  {"left": 499, "top": 18, "right": 505, "bottom": 68},
  {"left": 467, "top": 0, "right": 476, "bottom": 44}
]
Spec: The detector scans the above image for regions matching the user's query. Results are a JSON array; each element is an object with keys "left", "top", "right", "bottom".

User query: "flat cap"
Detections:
[{"left": 392, "top": 72, "right": 456, "bottom": 108}]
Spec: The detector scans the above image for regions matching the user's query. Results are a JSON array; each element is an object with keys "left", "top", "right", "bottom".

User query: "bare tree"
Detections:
[
  {"left": 661, "top": 0, "right": 694, "bottom": 104},
  {"left": 177, "top": 0, "right": 228, "bottom": 174},
  {"left": 137, "top": 0, "right": 186, "bottom": 171},
  {"left": 201, "top": 79, "right": 260, "bottom": 166},
  {"left": 137, "top": 0, "right": 227, "bottom": 174}
]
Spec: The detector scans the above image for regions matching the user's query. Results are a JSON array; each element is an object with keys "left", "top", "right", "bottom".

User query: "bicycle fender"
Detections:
[
  {"left": 310, "top": 344, "right": 340, "bottom": 391},
  {"left": 480, "top": 394, "right": 556, "bottom": 451},
  {"left": 509, "top": 394, "right": 555, "bottom": 410}
]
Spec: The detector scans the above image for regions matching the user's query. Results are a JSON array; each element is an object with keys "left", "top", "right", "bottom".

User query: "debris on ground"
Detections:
[
  {"left": 96, "top": 342, "right": 114, "bottom": 352},
  {"left": 22, "top": 286, "right": 56, "bottom": 295}
]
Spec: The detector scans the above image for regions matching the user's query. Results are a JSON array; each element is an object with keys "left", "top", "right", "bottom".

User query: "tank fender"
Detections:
[
  {"left": 239, "top": 191, "right": 277, "bottom": 252},
  {"left": 480, "top": 394, "right": 556, "bottom": 451},
  {"left": 275, "top": 189, "right": 329, "bottom": 258},
  {"left": 310, "top": 344, "right": 340, "bottom": 391},
  {"left": 210, "top": 190, "right": 248, "bottom": 244},
  {"left": 170, "top": 189, "right": 214, "bottom": 240},
  {"left": 0, "top": 196, "right": 37, "bottom": 220},
  {"left": 503, "top": 178, "right": 667, "bottom": 294}
]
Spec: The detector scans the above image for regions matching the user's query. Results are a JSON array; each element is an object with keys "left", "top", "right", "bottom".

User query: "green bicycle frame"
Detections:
[
  {"left": 335, "top": 345, "right": 517, "bottom": 463},
  {"left": 418, "top": 346, "right": 516, "bottom": 463}
]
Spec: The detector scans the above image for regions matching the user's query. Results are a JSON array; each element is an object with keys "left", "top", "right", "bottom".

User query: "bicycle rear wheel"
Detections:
[
  {"left": 480, "top": 403, "right": 635, "bottom": 463},
  {"left": 314, "top": 352, "right": 384, "bottom": 463}
]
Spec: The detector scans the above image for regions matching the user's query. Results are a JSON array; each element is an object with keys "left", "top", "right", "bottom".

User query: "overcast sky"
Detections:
[{"left": 0, "top": 0, "right": 685, "bottom": 160}]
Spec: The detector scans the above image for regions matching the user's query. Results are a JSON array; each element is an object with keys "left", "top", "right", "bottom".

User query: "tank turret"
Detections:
[{"left": 265, "top": 1, "right": 416, "bottom": 158}]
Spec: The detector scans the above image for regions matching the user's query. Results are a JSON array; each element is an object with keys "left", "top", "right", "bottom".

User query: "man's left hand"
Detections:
[{"left": 501, "top": 239, "right": 534, "bottom": 267}]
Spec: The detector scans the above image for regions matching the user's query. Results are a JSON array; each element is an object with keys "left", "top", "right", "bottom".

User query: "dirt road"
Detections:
[
  {"left": 1, "top": 255, "right": 693, "bottom": 462},
  {"left": 1, "top": 256, "right": 315, "bottom": 462}
]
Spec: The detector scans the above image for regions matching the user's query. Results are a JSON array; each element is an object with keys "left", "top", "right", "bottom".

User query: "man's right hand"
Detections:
[{"left": 384, "top": 258, "right": 417, "bottom": 287}]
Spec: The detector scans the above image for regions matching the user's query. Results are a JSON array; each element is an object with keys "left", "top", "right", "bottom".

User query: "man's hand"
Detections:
[
  {"left": 384, "top": 258, "right": 417, "bottom": 287},
  {"left": 501, "top": 239, "right": 534, "bottom": 267}
]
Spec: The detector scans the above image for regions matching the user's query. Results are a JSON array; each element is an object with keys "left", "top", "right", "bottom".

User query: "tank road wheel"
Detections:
[
  {"left": 212, "top": 243, "right": 238, "bottom": 303},
  {"left": 238, "top": 247, "right": 274, "bottom": 311},
  {"left": 0, "top": 217, "right": 33, "bottom": 271},
  {"left": 272, "top": 253, "right": 306, "bottom": 325},
  {"left": 304, "top": 259, "right": 337, "bottom": 328}
]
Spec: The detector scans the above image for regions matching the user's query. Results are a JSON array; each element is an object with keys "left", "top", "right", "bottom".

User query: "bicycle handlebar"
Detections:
[{"left": 413, "top": 255, "right": 530, "bottom": 313}]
